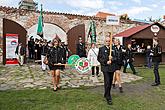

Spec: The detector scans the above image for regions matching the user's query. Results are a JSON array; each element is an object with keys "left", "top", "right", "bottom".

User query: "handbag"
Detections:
[{"left": 43, "top": 56, "right": 48, "bottom": 65}]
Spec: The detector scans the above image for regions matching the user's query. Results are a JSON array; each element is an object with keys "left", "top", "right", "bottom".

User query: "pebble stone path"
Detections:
[{"left": 0, "top": 64, "right": 143, "bottom": 91}]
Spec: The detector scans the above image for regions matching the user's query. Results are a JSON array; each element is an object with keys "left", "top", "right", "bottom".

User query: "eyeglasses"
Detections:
[{"left": 106, "top": 41, "right": 110, "bottom": 42}]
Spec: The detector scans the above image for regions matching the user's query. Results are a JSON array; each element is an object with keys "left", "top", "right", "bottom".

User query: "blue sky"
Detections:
[{"left": 0, "top": 0, "right": 165, "bottom": 21}]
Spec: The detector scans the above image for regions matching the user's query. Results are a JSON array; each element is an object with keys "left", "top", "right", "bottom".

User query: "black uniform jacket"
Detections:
[
  {"left": 114, "top": 45, "right": 125, "bottom": 65},
  {"left": 47, "top": 46, "right": 66, "bottom": 65},
  {"left": 76, "top": 43, "right": 86, "bottom": 57},
  {"left": 152, "top": 45, "right": 162, "bottom": 62},
  {"left": 124, "top": 48, "right": 134, "bottom": 63},
  {"left": 97, "top": 46, "right": 116, "bottom": 73}
]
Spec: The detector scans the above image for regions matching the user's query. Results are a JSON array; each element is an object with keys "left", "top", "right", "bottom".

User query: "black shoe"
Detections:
[
  {"left": 151, "top": 83, "right": 160, "bottom": 86},
  {"left": 133, "top": 72, "right": 138, "bottom": 75},
  {"left": 107, "top": 100, "right": 112, "bottom": 105},
  {"left": 57, "top": 86, "right": 61, "bottom": 90},
  {"left": 112, "top": 84, "right": 116, "bottom": 89},
  {"left": 119, "top": 87, "right": 123, "bottom": 93},
  {"left": 53, "top": 87, "right": 57, "bottom": 91}
]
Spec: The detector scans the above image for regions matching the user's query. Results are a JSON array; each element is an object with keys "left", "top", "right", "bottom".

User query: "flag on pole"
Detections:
[
  {"left": 88, "top": 21, "right": 96, "bottom": 43},
  {"left": 37, "top": 4, "right": 43, "bottom": 38}
]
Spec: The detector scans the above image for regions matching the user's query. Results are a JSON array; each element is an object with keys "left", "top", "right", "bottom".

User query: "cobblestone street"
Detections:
[{"left": 0, "top": 64, "right": 142, "bottom": 91}]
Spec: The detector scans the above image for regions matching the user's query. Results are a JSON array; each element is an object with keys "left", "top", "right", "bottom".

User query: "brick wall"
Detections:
[{"left": 0, "top": 6, "right": 136, "bottom": 46}]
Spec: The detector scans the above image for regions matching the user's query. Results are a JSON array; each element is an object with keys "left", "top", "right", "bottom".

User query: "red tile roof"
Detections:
[
  {"left": 113, "top": 25, "right": 151, "bottom": 37},
  {"left": 96, "top": 12, "right": 115, "bottom": 19}
]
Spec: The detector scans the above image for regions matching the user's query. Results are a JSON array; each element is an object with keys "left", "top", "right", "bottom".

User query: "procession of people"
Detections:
[{"left": 13, "top": 33, "right": 162, "bottom": 105}]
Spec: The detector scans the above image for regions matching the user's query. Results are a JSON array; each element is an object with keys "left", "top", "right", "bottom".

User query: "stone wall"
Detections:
[{"left": 0, "top": 6, "right": 136, "bottom": 46}]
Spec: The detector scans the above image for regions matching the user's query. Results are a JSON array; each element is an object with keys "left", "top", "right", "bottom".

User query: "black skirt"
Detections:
[
  {"left": 115, "top": 63, "right": 122, "bottom": 70},
  {"left": 48, "top": 64, "right": 63, "bottom": 70}
]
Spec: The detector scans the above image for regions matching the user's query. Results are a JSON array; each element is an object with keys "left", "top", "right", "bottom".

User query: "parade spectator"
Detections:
[
  {"left": 60, "top": 41, "right": 67, "bottom": 70},
  {"left": 140, "top": 43, "right": 145, "bottom": 52},
  {"left": 97, "top": 37, "right": 116, "bottom": 105},
  {"left": 151, "top": 38, "right": 162, "bottom": 86},
  {"left": 87, "top": 43, "right": 100, "bottom": 77},
  {"left": 112, "top": 39, "right": 124, "bottom": 93},
  {"left": 76, "top": 36, "right": 87, "bottom": 57},
  {"left": 15, "top": 43, "right": 26, "bottom": 66},
  {"left": 46, "top": 40, "right": 53, "bottom": 74},
  {"left": 28, "top": 36, "right": 35, "bottom": 59},
  {"left": 41, "top": 39, "right": 48, "bottom": 71},
  {"left": 123, "top": 44, "right": 137, "bottom": 74},
  {"left": 47, "top": 37, "right": 66, "bottom": 91},
  {"left": 48, "top": 40, "right": 53, "bottom": 48},
  {"left": 145, "top": 45, "right": 152, "bottom": 68},
  {"left": 61, "top": 42, "right": 70, "bottom": 58},
  {"left": 132, "top": 41, "right": 137, "bottom": 52},
  {"left": 34, "top": 39, "right": 41, "bottom": 60}
]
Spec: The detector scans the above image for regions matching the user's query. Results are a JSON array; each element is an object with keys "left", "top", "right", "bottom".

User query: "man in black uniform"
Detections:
[
  {"left": 123, "top": 43, "right": 137, "bottom": 74},
  {"left": 97, "top": 37, "right": 116, "bottom": 105},
  {"left": 28, "top": 36, "right": 35, "bottom": 59},
  {"left": 76, "top": 37, "right": 86, "bottom": 57},
  {"left": 151, "top": 38, "right": 162, "bottom": 86}
]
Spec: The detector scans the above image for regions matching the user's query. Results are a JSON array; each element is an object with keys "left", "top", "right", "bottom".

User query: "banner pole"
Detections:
[{"left": 109, "top": 25, "right": 113, "bottom": 58}]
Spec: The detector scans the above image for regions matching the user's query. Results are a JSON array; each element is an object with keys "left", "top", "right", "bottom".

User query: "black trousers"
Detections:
[
  {"left": 92, "top": 66, "right": 99, "bottom": 76},
  {"left": 103, "top": 71, "right": 114, "bottom": 101},
  {"left": 123, "top": 62, "right": 136, "bottom": 74},
  {"left": 153, "top": 62, "right": 160, "bottom": 84},
  {"left": 28, "top": 49, "right": 34, "bottom": 59}
]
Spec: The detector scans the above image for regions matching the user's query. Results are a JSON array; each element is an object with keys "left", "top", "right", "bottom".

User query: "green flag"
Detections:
[
  {"left": 88, "top": 21, "right": 96, "bottom": 43},
  {"left": 37, "top": 4, "right": 43, "bottom": 38}
]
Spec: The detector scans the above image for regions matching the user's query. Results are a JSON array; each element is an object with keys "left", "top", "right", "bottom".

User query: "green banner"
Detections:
[
  {"left": 37, "top": 4, "right": 43, "bottom": 38},
  {"left": 89, "top": 21, "right": 96, "bottom": 43}
]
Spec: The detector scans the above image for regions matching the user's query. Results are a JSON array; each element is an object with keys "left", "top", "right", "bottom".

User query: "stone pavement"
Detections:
[{"left": 0, "top": 64, "right": 143, "bottom": 91}]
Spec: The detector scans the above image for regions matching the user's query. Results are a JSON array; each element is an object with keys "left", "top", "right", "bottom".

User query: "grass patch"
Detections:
[{"left": 0, "top": 66, "right": 165, "bottom": 110}]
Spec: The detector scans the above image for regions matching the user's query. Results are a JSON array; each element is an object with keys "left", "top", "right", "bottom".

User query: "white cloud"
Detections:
[
  {"left": 118, "top": 6, "right": 152, "bottom": 17},
  {"left": 107, "top": 1, "right": 123, "bottom": 10},
  {"left": 0, "top": 0, "right": 18, "bottom": 7},
  {"left": 151, "top": 4, "right": 158, "bottom": 8},
  {"left": 38, "top": 0, "right": 56, "bottom": 4},
  {"left": 108, "top": 1, "right": 123, "bottom": 6},
  {"left": 69, "top": 9, "right": 97, "bottom": 16},
  {"left": 60, "top": 0, "right": 104, "bottom": 9},
  {"left": 131, "top": 0, "right": 141, "bottom": 4},
  {"left": 163, "top": 6, "right": 165, "bottom": 10}
]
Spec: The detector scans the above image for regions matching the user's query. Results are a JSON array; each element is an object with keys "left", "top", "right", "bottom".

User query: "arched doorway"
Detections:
[
  {"left": 67, "top": 24, "right": 85, "bottom": 54},
  {"left": 3, "top": 18, "right": 27, "bottom": 65},
  {"left": 28, "top": 23, "right": 67, "bottom": 44}
]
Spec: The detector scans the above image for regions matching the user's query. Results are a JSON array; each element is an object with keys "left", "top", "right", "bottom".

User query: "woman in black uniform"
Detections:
[
  {"left": 47, "top": 37, "right": 66, "bottom": 91},
  {"left": 112, "top": 39, "right": 124, "bottom": 93}
]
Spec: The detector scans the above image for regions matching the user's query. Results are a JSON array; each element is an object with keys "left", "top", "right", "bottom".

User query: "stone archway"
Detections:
[{"left": 28, "top": 23, "right": 67, "bottom": 44}]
